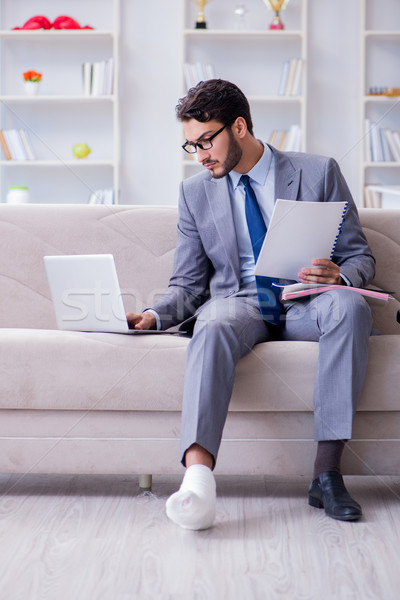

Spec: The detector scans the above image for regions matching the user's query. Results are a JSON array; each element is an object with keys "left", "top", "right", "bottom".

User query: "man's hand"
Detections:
[
  {"left": 298, "top": 259, "right": 343, "bottom": 285},
  {"left": 126, "top": 311, "right": 157, "bottom": 330}
]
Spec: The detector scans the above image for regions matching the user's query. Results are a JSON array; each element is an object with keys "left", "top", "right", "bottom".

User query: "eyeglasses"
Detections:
[{"left": 182, "top": 124, "right": 228, "bottom": 154}]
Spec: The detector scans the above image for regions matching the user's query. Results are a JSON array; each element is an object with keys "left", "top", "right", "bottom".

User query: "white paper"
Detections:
[{"left": 254, "top": 199, "right": 347, "bottom": 281}]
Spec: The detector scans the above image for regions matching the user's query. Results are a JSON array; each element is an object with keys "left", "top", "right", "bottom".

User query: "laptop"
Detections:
[{"left": 44, "top": 254, "right": 160, "bottom": 334}]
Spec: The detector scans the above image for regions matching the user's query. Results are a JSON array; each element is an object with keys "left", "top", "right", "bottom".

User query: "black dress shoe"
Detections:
[{"left": 308, "top": 471, "right": 362, "bottom": 521}]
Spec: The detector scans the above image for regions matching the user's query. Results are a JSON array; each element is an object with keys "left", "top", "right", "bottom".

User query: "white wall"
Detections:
[
  {"left": 307, "top": 0, "right": 360, "bottom": 199},
  {"left": 119, "top": 0, "right": 182, "bottom": 206},
  {"left": 119, "top": 0, "right": 363, "bottom": 205}
]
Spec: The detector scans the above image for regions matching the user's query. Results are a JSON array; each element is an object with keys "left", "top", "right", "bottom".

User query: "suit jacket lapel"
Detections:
[
  {"left": 204, "top": 177, "right": 241, "bottom": 278},
  {"left": 270, "top": 145, "right": 302, "bottom": 202}
]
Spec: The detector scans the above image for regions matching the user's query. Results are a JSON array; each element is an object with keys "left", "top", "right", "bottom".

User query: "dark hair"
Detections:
[{"left": 176, "top": 79, "right": 254, "bottom": 136}]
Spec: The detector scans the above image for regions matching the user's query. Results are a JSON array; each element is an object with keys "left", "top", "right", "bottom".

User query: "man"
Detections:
[{"left": 127, "top": 79, "right": 375, "bottom": 530}]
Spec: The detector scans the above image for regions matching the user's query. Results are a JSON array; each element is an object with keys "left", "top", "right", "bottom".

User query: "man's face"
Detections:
[{"left": 183, "top": 119, "right": 242, "bottom": 179}]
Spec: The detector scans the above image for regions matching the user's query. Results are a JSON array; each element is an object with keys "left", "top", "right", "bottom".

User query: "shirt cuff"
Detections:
[
  {"left": 340, "top": 273, "right": 352, "bottom": 286},
  {"left": 143, "top": 309, "right": 161, "bottom": 330}
]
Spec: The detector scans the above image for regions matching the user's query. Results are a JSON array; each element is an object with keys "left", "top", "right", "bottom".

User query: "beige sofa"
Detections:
[{"left": 0, "top": 204, "right": 399, "bottom": 488}]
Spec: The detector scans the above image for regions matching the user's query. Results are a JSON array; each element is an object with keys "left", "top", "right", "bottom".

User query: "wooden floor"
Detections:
[{"left": 0, "top": 474, "right": 399, "bottom": 600}]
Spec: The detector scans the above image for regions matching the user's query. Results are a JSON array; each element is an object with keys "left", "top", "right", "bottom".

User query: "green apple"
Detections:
[{"left": 73, "top": 143, "right": 92, "bottom": 159}]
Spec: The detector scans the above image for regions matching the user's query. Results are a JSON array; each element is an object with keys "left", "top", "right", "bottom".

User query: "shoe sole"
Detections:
[{"left": 308, "top": 495, "right": 362, "bottom": 521}]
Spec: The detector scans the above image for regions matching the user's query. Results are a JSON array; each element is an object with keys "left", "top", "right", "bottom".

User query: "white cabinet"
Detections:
[
  {"left": 180, "top": 0, "right": 308, "bottom": 180},
  {"left": 0, "top": 0, "right": 120, "bottom": 204},
  {"left": 359, "top": 0, "right": 400, "bottom": 208}
]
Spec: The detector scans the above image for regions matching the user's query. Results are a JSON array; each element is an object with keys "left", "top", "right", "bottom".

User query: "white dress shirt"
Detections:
[{"left": 228, "top": 142, "right": 275, "bottom": 285}]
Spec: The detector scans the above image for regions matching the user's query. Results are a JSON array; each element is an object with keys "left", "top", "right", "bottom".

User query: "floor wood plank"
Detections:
[{"left": 0, "top": 474, "right": 399, "bottom": 600}]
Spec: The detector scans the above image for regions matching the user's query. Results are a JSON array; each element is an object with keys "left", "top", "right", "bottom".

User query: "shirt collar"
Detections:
[{"left": 229, "top": 142, "right": 272, "bottom": 191}]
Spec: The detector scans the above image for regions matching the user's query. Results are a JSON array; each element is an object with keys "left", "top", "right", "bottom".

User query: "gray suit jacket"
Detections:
[{"left": 152, "top": 145, "right": 375, "bottom": 329}]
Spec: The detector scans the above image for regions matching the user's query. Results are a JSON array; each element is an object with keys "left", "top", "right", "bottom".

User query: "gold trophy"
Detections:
[
  {"left": 263, "top": 0, "right": 290, "bottom": 30},
  {"left": 194, "top": 0, "right": 209, "bottom": 29}
]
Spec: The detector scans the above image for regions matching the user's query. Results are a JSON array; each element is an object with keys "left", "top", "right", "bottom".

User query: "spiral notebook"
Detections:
[
  {"left": 254, "top": 199, "right": 348, "bottom": 281},
  {"left": 276, "top": 283, "right": 390, "bottom": 302}
]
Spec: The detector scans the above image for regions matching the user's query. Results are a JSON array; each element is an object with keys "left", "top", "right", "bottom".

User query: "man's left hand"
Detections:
[{"left": 298, "top": 259, "right": 343, "bottom": 285}]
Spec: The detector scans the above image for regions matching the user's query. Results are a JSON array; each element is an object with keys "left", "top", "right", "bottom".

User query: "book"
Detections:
[
  {"left": 370, "top": 123, "right": 383, "bottom": 162},
  {"left": 105, "top": 57, "right": 114, "bottom": 94},
  {"left": 19, "top": 129, "right": 36, "bottom": 160},
  {"left": 380, "top": 128, "right": 393, "bottom": 161},
  {"left": 277, "top": 60, "right": 290, "bottom": 96},
  {"left": 277, "top": 57, "right": 303, "bottom": 96},
  {"left": 91, "top": 62, "right": 102, "bottom": 96},
  {"left": 366, "top": 121, "right": 400, "bottom": 163},
  {"left": 284, "top": 58, "right": 297, "bottom": 96},
  {"left": 276, "top": 130, "right": 289, "bottom": 150},
  {"left": 274, "top": 282, "right": 390, "bottom": 302},
  {"left": 366, "top": 184, "right": 400, "bottom": 209},
  {"left": 82, "top": 59, "right": 114, "bottom": 96},
  {"left": 290, "top": 59, "right": 303, "bottom": 96},
  {"left": 285, "top": 124, "right": 301, "bottom": 152},
  {"left": 3, "top": 130, "right": 17, "bottom": 159},
  {"left": 269, "top": 127, "right": 302, "bottom": 152},
  {"left": 383, "top": 129, "right": 400, "bottom": 161},
  {"left": 88, "top": 188, "right": 114, "bottom": 205},
  {"left": 0, "top": 130, "right": 11, "bottom": 160},
  {"left": 254, "top": 199, "right": 348, "bottom": 281},
  {"left": 8, "top": 129, "right": 28, "bottom": 160},
  {"left": 393, "top": 132, "right": 400, "bottom": 159},
  {"left": 363, "top": 119, "right": 372, "bottom": 162},
  {"left": 1, "top": 129, "right": 35, "bottom": 161},
  {"left": 82, "top": 62, "right": 92, "bottom": 96},
  {"left": 367, "top": 184, "right": 400, "bottom": 197},
  {"left": 364, "top": 185, "right": 382, "bottom": 208},
  {"left": 268, "top": 130, "right": 278, "bottom": 145},
  {"left": 183, "top": 62, "right": 215, "bottom": 90}
]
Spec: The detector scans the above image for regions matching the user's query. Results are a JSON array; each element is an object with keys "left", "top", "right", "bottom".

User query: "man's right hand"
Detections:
[{"left": 126, "top": 311, "right": 157, "bottom": 330}]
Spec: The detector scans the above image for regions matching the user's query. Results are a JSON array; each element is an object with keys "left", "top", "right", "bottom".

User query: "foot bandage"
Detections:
[{"left": 166, "top": 464, "right": 216, "bottom": 530}]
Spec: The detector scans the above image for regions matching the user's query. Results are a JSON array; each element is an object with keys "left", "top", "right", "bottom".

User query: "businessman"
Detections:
[{"left": 127, "top": 79, "right": 375, "bottom": 529}]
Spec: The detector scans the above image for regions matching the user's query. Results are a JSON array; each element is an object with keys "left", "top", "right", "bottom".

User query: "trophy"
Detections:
[
  {"left": 263, "top": 0, "right": 290, "bottom": 30},
  {"left": 194, "top": 0, "right": 209, "bottom": 29},
  {"left": 234, "top": 4, "right": 249, "bottom": 30}
]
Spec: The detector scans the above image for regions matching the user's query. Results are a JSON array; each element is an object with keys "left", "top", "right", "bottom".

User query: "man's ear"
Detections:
[{"left": 232, "top": 116, "right": 247, "bottom": 139}]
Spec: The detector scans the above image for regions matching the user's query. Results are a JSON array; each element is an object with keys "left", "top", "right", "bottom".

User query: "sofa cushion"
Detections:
[
  {"left": 358, "top": 209, "right": 400, "bottom": 335},
  {"left": 1, "top": 330, "right": 398, "bottom": 413}
]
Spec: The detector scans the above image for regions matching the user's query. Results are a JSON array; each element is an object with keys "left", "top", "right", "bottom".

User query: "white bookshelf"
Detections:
[
  {"left": 359, "top": 0, "right": 400, "bottom": 207},
  {"left": 180, "top": 0, "right": 308, "bottom": 180},
  {"left": 0, "top": 0, "right": 120, "bottom": 204}
]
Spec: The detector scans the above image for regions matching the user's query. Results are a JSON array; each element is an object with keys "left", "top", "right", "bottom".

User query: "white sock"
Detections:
[{"left": 166, "top": 464, "right": 216, "bottom": 530}]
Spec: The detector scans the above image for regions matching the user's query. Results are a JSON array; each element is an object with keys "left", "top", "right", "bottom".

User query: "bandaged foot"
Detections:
[{"left": 166, "top": 464, "right": 216, "bottom": 530}]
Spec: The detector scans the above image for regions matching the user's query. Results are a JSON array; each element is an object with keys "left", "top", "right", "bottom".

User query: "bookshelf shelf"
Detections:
[
  {"left": 364, "top": 30, "right": 400, "bottom": 37},
  {"left": 363, "top": 96, "right": 400, "bottom": 103},
  {"left": 0, "top": 30, "right": 114, "bottom": 39},
  {"left": 0, "top": 95, "right": 116, "bottom": 103},
  {"left": 183, "top": 29, "right": 303, "bottom": 38},
  {"left": 247, "top": 95, "right": 304, "bottom": 103},
  {"left": 0, "top": 160, "right": 115, "bottom": 167},
  {"left": 180, "top": 0, "right": 308, "bottom": 180},
  {"left": 0, "top": 0, "right": 120, "bottom": 205},
  {"left": 364, "top": 162, "right": 400, "bottom": 168}
]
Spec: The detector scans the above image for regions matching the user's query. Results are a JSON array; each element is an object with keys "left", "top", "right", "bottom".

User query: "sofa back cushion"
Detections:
[
  {"left": 0, "top": 205, "right": 178, "bottom": 329},
  {"left": 0, "top": 205, "right": 398, "bottom": 334},
  {"left": 358, "top": 209, "right": 400, "bottom": 335}
]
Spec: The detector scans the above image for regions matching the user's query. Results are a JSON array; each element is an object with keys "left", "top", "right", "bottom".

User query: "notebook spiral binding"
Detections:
[{"left": 329, "top": 201, "right": 348, "bottom": 259}]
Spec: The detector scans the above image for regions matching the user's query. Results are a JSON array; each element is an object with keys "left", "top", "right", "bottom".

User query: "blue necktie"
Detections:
[{"left": 241, "top": 174, "right": 283, "bottom": 326}]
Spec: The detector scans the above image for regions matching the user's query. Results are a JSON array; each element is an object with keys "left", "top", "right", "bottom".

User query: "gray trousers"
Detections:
[{"left": 180, "top": 284, "right": 373, "bottom": 466}]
